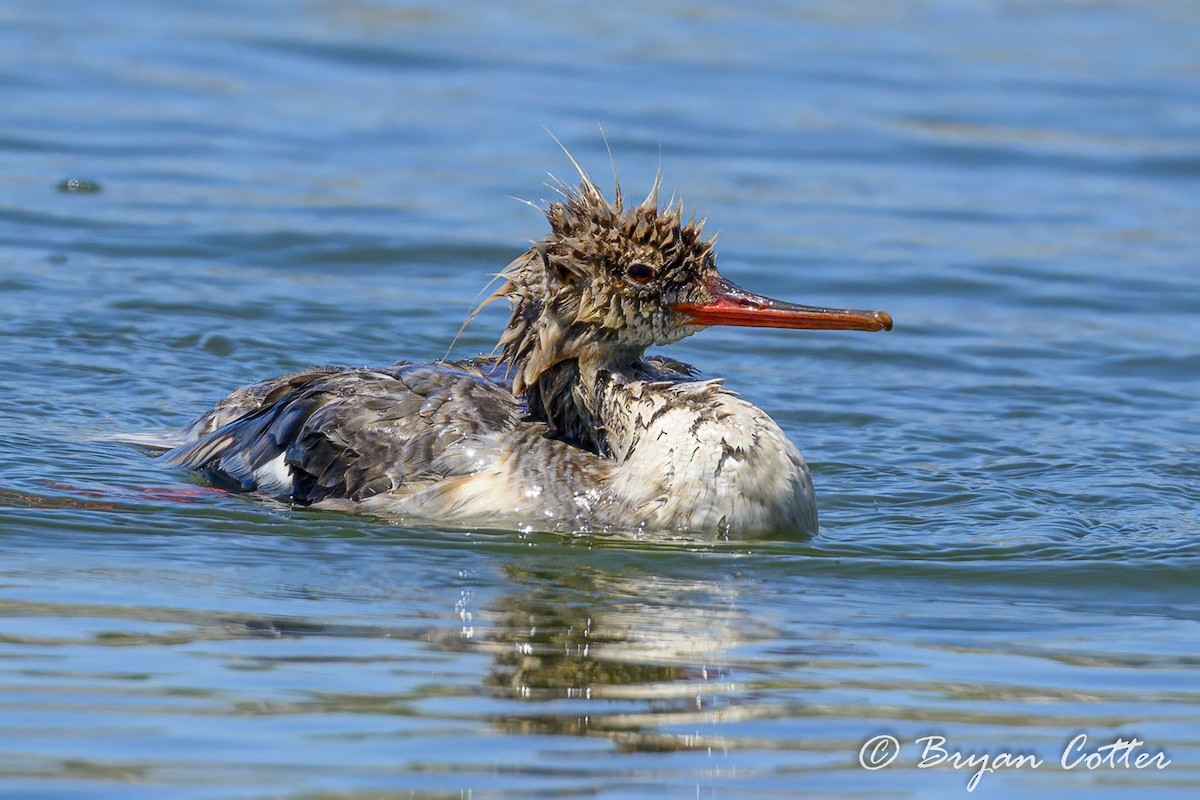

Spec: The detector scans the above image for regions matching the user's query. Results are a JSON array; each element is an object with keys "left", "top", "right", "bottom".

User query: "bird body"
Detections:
[
  {"left": 164, "top": 355, "right": 815, "bottom": 534},
  {"left": 148, "top": 164, "right": 891, "bottom": 536}
]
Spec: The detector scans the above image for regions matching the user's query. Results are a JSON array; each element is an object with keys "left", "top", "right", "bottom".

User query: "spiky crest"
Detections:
[{"left": 491, "top": 170, "right": 715, "bottom": 402}]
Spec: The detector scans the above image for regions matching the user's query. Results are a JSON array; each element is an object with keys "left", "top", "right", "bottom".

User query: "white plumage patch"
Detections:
[
  {"left": 250, "top": 454, "right": 294, "bottom": 497},
  {"left": 215, "top": 452, "right": 293, "bottom": 497}
]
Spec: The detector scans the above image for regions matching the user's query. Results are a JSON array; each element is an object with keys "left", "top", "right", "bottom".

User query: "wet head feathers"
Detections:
[{"left": 495, "top": 170, "right": 716, "bottom": 395}]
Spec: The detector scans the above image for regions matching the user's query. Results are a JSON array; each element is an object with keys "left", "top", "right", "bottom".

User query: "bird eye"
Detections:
[{"left": 626, "top": 262, "right": 657, "bottom": 283}]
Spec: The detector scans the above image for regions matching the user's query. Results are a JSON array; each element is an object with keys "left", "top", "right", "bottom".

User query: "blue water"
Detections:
[{"left": 3, "top": 1, "right": 1199, "bottom": 797}]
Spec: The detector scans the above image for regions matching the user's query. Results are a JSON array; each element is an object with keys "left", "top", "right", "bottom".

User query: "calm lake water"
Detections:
[{"left": 3, "top": 1, "right": 1199, "bottom": 797}]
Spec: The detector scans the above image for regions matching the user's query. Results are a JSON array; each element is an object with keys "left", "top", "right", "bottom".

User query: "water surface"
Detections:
[{"left": 2, "top": 1, "right": 1199, "bottom": 797}]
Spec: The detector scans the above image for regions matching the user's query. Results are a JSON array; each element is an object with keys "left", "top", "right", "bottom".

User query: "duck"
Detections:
[{"left": 146, "top": 163, "right": 891, "bottom": 536}]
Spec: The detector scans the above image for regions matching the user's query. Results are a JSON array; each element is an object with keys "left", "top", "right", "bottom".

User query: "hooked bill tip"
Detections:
[{"left": 873, "top": 311, "right": 894, "bottom": 331}]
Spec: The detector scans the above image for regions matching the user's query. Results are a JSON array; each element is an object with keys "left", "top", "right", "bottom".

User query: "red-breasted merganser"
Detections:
[{"left": 147, "top": 166, "right": 891, "bottom": 536}]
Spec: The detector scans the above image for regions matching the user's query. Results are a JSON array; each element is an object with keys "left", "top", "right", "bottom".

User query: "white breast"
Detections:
[{"left": 610, "top": 383, "right": 817, "bottom": 535}]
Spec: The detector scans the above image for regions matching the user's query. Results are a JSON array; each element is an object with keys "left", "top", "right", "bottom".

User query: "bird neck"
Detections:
[
  {"left": 495, "top": 248, "right": 643, "bottom": 454},
  {"left": 522, "top": 354, "right": 644, "bottom": 458}
]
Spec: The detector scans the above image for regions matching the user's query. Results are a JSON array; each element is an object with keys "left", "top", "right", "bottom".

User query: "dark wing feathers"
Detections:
[
  {"left": 166, "top": 361, "right": 521, "bottom": 505},
  {"left": 172, "top": 365, "right": 358, "bottom": 442}
]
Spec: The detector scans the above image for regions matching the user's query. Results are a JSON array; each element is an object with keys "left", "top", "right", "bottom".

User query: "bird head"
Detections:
[{"left": 496, "top": 169, "right": 891, "bottom": 394}]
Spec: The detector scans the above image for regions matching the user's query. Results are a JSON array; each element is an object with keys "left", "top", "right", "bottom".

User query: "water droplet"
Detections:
[{"left": 57, "top": 178, "right": 102, "bottom": 194}]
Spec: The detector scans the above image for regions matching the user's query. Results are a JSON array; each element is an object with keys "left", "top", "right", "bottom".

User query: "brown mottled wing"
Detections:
[
  {"left": 164, "top": 361, "right": 522, "bottom": 504},
  {"left": 640, "top": 355, "right": 700, "bottom": 381},
  {"left": 172, "top": 365, "right": 361, "bottom": 443}
]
